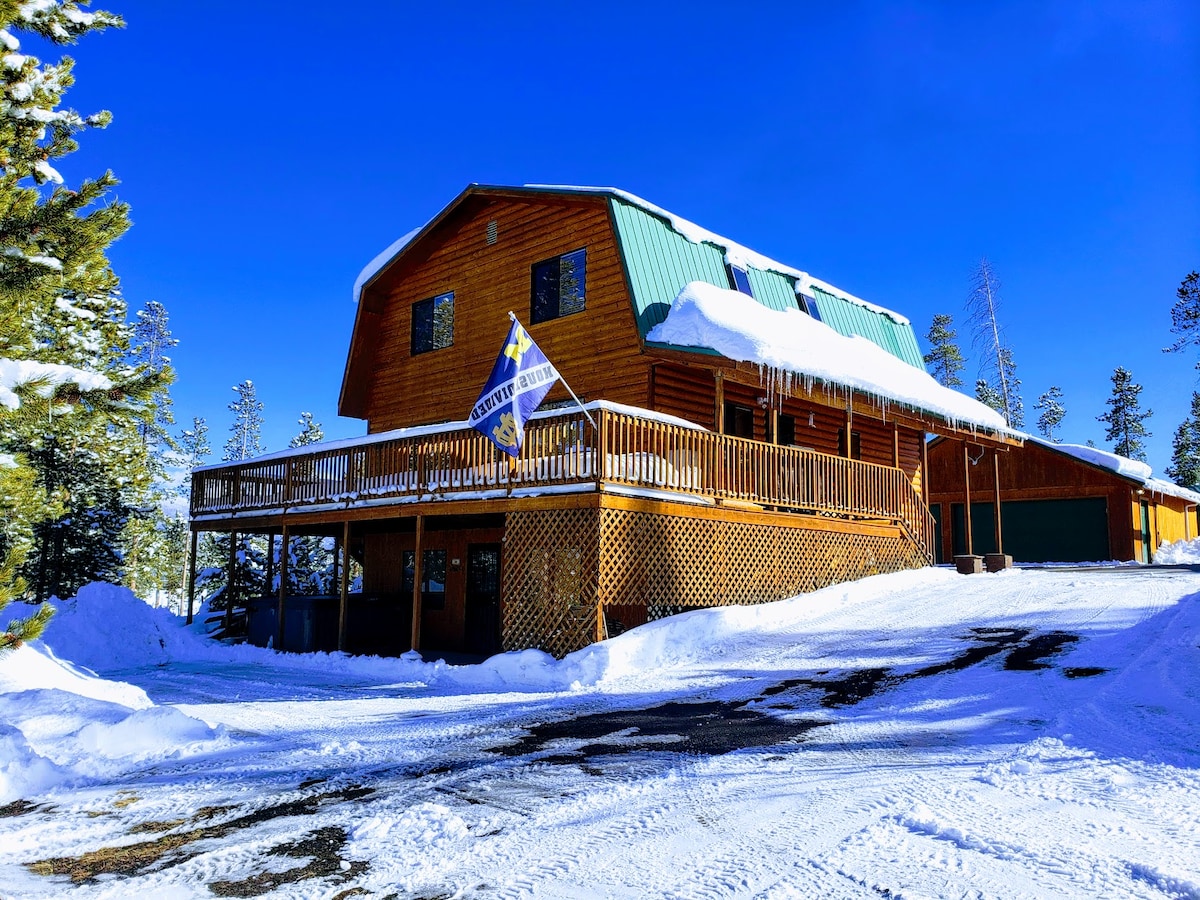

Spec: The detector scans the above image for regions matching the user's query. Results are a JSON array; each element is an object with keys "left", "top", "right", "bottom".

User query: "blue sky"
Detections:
[{"left": 44, "top": 1, "right": 1199, "bottom": 470}]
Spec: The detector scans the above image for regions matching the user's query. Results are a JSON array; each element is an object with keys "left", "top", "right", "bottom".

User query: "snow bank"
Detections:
[
  {"left": 0, "top": 585, "right": 236, "bottom": 803},
  {"left": 0, "top": 642, "right": 226, "bottom": 803},
  {"left": 1154, "top": 537, "right": 1200, "bottom": 565},
  {"left": 40, "top": 582, "right": 220, "bottom": 669},
  {"left": 647, "top": 281, "right": 1011, "bottom": 435}
]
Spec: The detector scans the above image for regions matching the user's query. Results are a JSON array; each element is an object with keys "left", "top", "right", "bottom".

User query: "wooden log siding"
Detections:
[
  {"left": 355, "top": 196, "right": 650, "bottom": 432},
  {"left": 192, "top": 408, "right": 935, "bottom": 559}
]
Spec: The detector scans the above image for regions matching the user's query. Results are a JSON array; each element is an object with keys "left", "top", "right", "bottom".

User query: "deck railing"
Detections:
[{"left": 192, "top": 406, "right": 934, "bottom": 559}]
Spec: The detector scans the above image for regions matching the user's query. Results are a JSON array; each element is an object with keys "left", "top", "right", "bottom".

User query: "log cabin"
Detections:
[
  {"left": 189, "top": 184, "right": 1020, "bottom": 658},
  {"left": 927, "top": 435, "right": 1200, "bottom": 564}
]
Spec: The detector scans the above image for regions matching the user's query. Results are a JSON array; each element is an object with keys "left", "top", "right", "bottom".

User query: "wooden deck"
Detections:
[{"left": 191, "top": 405, "right": 935, "bottom": 561}]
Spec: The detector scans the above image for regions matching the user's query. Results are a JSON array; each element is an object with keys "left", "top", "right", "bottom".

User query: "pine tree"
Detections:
[
  {"left": 1165, "top": 271, "right": 1200, "bottom": 362},
  {"left": 223, "top": 381, "right": 264, "bottom": 461},
  {"left": 1035, "top": 386, "right": 1066, "bottom": 442},
  {"left": 131, "top": 300, "right": 178, "bottom": 443},
  {"left": 0, "top": 3, "right": 175, "bottom": 614},
  {"left": 1165, "top": 392, "right": 1200, "bottom": 488},
  {"left": 966, "top": 259, "right": 1023, "bottom": 427},
  {"left": 289, "top": 412, "right": 324, "bottom": 448},
  {"left": 1097, "top": 367, "right": 1153, "bottom": 461},
  {"left": 178, "top": 417, "right": 212, "bottom": 474},
  {"left": 975, "top": 379, "right": 1004, "bottom": 415},
  {"left": 923, "top": 314, "right": 965, "bottom": 387},
  {"left": 284, "top": 412, "right": 328, "bottom": 594}
]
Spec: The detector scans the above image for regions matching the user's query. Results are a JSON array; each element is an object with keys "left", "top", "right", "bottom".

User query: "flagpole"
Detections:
[{"left": 509, "top": 311, "right": 597, "bottom": 432}]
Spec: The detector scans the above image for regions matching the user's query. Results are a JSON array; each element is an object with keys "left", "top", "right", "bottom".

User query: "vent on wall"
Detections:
[{"left": 486, "top": 220, "right": 498, "bottom": 245}]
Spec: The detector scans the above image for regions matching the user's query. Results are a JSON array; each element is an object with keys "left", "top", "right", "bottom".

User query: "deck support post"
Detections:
[
  {"left": 338, "top": 520, "right": 350, "bottom": 652},
  {"left": 224, "top": 530, "right": 238, "bottom": 632},
  {"left": 985, "top": 451, "right": 1012, "bottom": 572},
  {"left": 410, "top": 514, "right": 424, "bottom": 655},
  {"left": 992, "top": 452, "right": 1003, "bottom": 554},
  {"left": 185, "top": 530, "right": 198, "bottom": 625},
  {"left": 963, "top": 444, "right": 973, "bottom": 555},
  {"left": 276, "top": 524, "right": 289, "bottom": 650},
  {"left": 265, "top": 531, "right": 276, "bottom": 597},
  {"left": 953, "top": 443, "right": 985, "bottom": 574}
]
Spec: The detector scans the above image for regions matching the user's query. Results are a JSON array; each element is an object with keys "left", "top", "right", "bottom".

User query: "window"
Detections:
[
  {"left": 772, "top": 413, "right": 796, "bottom": 446},
  {"left": 411, "top": 291, "right": 454, "bottom": 355},
  {"left": 798, "top": 293, "right": 822, "bottom": 321},
  {"left": 531, "top": 248, "right": 586, "bottom": 324},
  {"left": 837, "top": 428, "right": 862, "bottom": 460},
  {"left": 402, "top": 549, "right": 447, "bottom": 611},
  {"left": 727, "top": 263, "right": 754, "bottom": 297},
  {"left": 724, "top": 402, "right": 755, "bottom": 438}
]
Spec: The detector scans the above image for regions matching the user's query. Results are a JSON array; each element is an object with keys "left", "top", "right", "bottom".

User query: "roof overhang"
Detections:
[{"left": 646, "top": 343, "right": 1024, "bottom": 448}]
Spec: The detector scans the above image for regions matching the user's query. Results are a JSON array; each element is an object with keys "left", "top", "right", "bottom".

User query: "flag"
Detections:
[{"left": 468, "top": 317, "right": 560, "bottom": 457}]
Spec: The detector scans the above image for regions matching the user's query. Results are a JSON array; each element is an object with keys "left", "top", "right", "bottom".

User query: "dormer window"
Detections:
[
  {"left": 531, "top": 248, "right": 587, "bottom": 324},
  {"left": 411, "top": 291, "right": 455, "bottom": 355},
  {"left": 727, "top": 263, "right": 754, "bottom": 297},
  {"left": 798, "top": 293, "right": 822, "bottom": 321}
]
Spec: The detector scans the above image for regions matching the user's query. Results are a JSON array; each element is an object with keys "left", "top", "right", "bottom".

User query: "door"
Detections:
[
  {"left": 952, "top": 498, "right": 1109, "bottom": 562},
  {"left": 464, "top": 543, "right": 502, "bottom": 657},
  {"left": 1140, "top": 501, "right": 1152, "bottom": 563}
]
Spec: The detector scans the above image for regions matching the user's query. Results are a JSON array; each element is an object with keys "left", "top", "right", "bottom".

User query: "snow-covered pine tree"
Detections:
[
  {"left": 289, "top": 412, "right": 324, "bottom": 448},
  {"left": 203, "top": 385, "right": 269, "bottom": 613},
  {"left": 1034, "top": 386, "right": 1066, "bottom": 442},
  {"left": 131, "top": 300, "right": 178, "bottom": 444},
  {"left": 966, "top": 259, "right": 1023, "bottom": 427},
  {"left": 1165, "top": 271, "right": 1200, "bottom": 363},
  {"left": 282, "top": 412, "right": 331, "bottom": 594},
  {"left": 121, "top": 299, "right": 184, "bottom": 603},
  {"left": 1165, "top": 392, "right": 1200, "bottom": 488},
  {"left": 923, "top": 314, "right": 965, "bottom": 388},
  {"left": 0, "top": 2, "right": 176, "bottom": 609},
  {"left": 223, "top": 381, "right": 264, "bottom": 461},
  {"left": 1097, "top": 367, "right": 1153, "bottom": 462},
  {"left": 974, "top": 379, "right": 1004, "bottom": 417},
  {"left": 179, "top": 417, "right": 211, "bottom": 472}
]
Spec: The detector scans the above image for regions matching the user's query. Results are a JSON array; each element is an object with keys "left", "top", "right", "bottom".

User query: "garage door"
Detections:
[{"left": 951, "top": 497, "right": 1109, "bottom": 563}]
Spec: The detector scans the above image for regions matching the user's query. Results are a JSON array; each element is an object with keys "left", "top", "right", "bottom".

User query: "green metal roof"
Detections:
[
  {"left": 607, "top": 195, "right": 926, "bottom": 371},
  {"left": 610, "top": 197, "right": 743, "bottom": 337},
  {"left": 806, "top": 285, "right": 926, "bottom": 369}
]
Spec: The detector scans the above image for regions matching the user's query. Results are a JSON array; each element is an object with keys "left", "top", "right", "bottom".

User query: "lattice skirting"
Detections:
[
  {"left": 502, "top": 505, "right": 926, "bottom": 658},
  {"left": 502, "top": 507, "right": 602, "bottom": 659}
]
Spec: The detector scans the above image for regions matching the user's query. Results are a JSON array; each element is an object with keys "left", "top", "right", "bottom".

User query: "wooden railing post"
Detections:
[{"left": 597, "top": 408, "right": 608, "bottom": 487}]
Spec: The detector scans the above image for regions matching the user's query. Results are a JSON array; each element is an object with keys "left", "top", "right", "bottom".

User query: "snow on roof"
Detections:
[
  {"left": 524, "top": 184, "right": 910, "bottom": 325},
  {"left": 1027, "top": 436, "right": 1200, "bottom": 504},
  {"left": 351, "top": 225, "right": 422, "bottom": 304},
  {"left": 646, "top": 280, "right": 1012, "bottom": 436}
]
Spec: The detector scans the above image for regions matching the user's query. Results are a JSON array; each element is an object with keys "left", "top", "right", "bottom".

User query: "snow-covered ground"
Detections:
[{"left": 2, "top": 557, "right": 1200, "bottom": 898}]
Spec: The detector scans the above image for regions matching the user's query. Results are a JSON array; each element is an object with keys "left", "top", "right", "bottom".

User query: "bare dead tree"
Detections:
[{"left": 966, "top": 258, "right": 1021, "bottom": 427}]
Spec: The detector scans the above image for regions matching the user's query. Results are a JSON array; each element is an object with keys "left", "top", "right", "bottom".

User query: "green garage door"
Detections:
[{"left": 951, "top": 497, "right": 1109, "bottom": 563}]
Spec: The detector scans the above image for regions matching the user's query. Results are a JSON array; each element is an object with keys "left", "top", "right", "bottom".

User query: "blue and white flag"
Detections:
[{"left": 468, "top": 317, "right": 560, "bottom": 457}]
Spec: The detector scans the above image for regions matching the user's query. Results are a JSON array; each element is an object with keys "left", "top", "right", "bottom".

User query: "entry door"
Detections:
[
  {"left": 1140, "top": 501, "right": 1152, "bottom": 563},
  {"left": 464, "top": 543, "right": 502, "bottom": 657}
]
